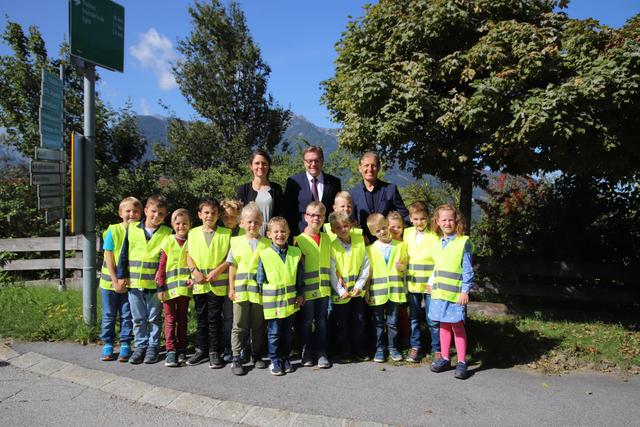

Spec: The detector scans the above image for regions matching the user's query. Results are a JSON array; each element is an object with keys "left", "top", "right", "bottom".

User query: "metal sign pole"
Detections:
[
  {"left": 59, "top": 64, "right": 66, "bottom": 291},
  {"left": 82, "top": 62, "right": 97, "bottom": 325}
]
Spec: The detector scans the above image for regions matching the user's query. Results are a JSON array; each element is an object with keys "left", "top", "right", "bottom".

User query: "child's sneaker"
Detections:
[
  {"left": 101, "top": 344, "right": 115, "bottom": 361},
  {"left": 301, "top": 352, "right": 315, "bottom": 367},
  {"left": 252, "top": 354, "right": 267, "bottom": 369},
  {"left": 186, "top": 349, "right": 208, "bottom": 366},
  {"left": 406, "top": 347, "right": 420, "bottom": 363},
  {"left": 129, "top": 348, "right": 146, "bottom": 365},
  {"left": 430, "top": 357, "right": 450, "bottom": 373},
  {"left": 165, "top": 351, "right": 178, "bottom": 367},
  {"left": 223, "top": 349, "right": 233, "bottom": 363},
  {"left": 454, "top": 361, "right": 468, "bottom": 379},
  {"left": 317, "top": 355, "right": 331, "bottom": 369},
  {"left": 177, "top": 350, "right": 187, "bottom": 365},
  {"left": 389, "top": 349, "right": 403, "bottom": 362},
  {"left": 283, "top": 359, "right": 295, "bottom": 373},
  {"left": 144, "top": 347, "right": 160, "bottom": 364},
  {"left": 240, "top": 348, "right": 250, "bottom": 364},
  {"left": 209, "top": 352, "right": 224, "bottom": 369},
  {"left": 118, "top": 343, "right": 132, "bottom": 362},
  {"left": 373, "top": 348, "right": 386, "bottom": 363},
  {"left": 269, "top": 361, "right": 284, "bottom": 376},
  {"left": 231, "top": 358, "right": 245, "bottom": 376}
]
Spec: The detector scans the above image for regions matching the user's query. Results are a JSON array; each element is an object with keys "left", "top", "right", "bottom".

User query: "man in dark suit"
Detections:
[
  {"left": 350, "top": 151, "right": 410, "bottom": 242},
  {"left": 283, "top": 145, "right": 342, "bottom": 237}
]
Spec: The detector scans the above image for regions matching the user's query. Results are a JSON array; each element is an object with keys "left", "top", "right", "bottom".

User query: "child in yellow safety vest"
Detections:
[
  {"left": 116, "top": 195, "right": 172, "bottom": 365},
  {"left": 185, "top": 198, "right": 232, "bottom": 369},
  {"left": 323, "top": 191, "right": 362, "bottom": 240},
  {"left": 156, "top": 208, "right": 193, "bottom": 367},
  {"left": 99, "top": 196, "right": 142, "bottom": 362},
  {"left": 328, "top": 211, "right": 370, "bottom": 363},
  {"left": 365, "top": 213, "right": 408, "bottom": 363},
  {"left": 295, "top": 201, "right": 332, "bottom": 369},
  {"left": 428, "top": 204, "right": 474, "bottom": 380},
  {"left": 226, "top": 203, "right": 271, "bottom": 375},
  {"left": 403, "top": 202, "right": 441, "bottom": 364},
  {"left": 256, "top": 217, "right": 305, "bottom": 376}
]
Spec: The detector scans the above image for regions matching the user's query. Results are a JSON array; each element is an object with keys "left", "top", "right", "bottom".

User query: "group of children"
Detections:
[{"left": 99, "top": 191, "right": 473, "bottom": 380}]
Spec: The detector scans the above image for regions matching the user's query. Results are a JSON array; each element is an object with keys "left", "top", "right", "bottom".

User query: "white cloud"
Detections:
[
  {"left": 140, "top": 97, "right": 152, "bottom": 115},
  {"left": 129, "top": 28, "right": 178, "bottom": 91}
]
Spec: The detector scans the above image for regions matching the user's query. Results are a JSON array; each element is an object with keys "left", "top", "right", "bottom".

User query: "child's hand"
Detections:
[
  {"left": 340, "top": 291, "right": 350, "bottom": 300},
  {"left": 117, "top": 279, "right": 128, "bottom": 289},
  {"left": 157, "top": 291, "right": 166, "bottom": 303},
  {"left": 295, "top": 295, "right": 305, "bottom": 307},
  {"left": 426, "top": 285, "right": 432, "bottom": 294},
  {"left": 395, "top": 260, "right": 407, "bottom": 272},
  {"left": 186, "top": 279, "right": 193, "bottom": 288},
  {"left": 114, "top": 280, "right": 127, "bottom": 293},
  {"left": 337, "top": 276, "right": 345, "bottom": 288},
  {"left": 192, "top": 270, "right": 206, "bottom": 284},
  {"left": 350, "top": 288, "right": 361, "bottom": 298},
  {"left": 458, "top": 292, "right": 469, "bottom": 305},
  {"left": 206, "top": 270, "right": 219, "bottom": 282},
  {"left": 228, "top": 289, "right": 235, "bottom": 302}
]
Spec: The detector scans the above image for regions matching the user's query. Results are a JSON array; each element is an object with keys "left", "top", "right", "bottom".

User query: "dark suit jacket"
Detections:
[
  {"left": 283, "top": 172, "right": 342, "bottom": 237},
  {"left": 350, "top": 179, "right": 409, "bottom": 241}
]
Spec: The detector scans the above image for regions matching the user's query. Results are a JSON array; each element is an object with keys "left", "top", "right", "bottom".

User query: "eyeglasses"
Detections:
[
  {"left": 303, "top": 158, "right": 322, "bottom": 164},
  {"left": 305, "top": 213, "right": 323, "bottom": 219}
]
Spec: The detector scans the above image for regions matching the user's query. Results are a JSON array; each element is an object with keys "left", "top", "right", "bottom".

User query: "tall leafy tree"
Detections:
[
  {"left": 322, "top": 0, "right": 640, "bottom": 226},
  {"left": 172, "top": 0, "right": 290, "bottom": 172}
]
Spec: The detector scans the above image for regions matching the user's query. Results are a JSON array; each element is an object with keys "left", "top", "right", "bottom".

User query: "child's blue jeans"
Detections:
[
  {"left": 407, "top": 292, "right": 440, "bottom": 353},
  {"left": 371, "top": 300, "right": 399, "bottom": 352},
  {"left": 266, "top": 316, "right": 294, "bottom": 364},
  {"left": 100, "top": 288, "right": 133, "bottom": 345},
  {"left": 301, "top": 296, "right": 328, "bottom": 357},
  {"left": 128, "top": 288, "right": 163, "bottom": 350}
]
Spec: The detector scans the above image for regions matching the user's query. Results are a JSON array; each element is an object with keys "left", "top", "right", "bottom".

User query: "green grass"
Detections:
[{"left": 1, "top": 284, "right": 638, "bottom": 373}]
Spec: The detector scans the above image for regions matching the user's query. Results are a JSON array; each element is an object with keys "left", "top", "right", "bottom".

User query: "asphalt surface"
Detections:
[{"left": 4, "top": 341, "right": 639, "bottom": 426}]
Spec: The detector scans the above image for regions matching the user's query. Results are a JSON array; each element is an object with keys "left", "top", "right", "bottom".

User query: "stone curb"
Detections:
[{"left": 1, "top": 344, "right": 393, "bottom": 427}]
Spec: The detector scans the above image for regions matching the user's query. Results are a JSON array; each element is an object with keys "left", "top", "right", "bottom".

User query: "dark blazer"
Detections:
[
  {"left": 350, "top": 179, "right": 409, "bottom": 241},
  {"left": 236, "top": 181, "right": 285, "bottom": 218},
  {"left": 283, "top": 172, "right": 342, "bottom": 237}
]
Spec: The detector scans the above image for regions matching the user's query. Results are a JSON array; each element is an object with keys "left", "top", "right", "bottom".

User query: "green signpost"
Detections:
[{"left": 69, "top": 0, "right": 125, "bottom": 72}]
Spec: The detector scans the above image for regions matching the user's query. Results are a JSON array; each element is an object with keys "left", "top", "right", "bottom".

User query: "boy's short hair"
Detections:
[
  {"left": 366, "top": 213, "right": 387, "bottom": 232},
  {"left": 329, "top": 211, "right": 351, "bottom": 227},
  {"left": 221, "top": 199, "right": 243, "bottom": 213},
  {"left": 267, "top": 216, "right": 289, "bottom": 232},
  {"left": 198, "top": 197, "right": 220, "bottom": 212},
  {"left": 119, "top": 196, "right": 142, "bottom": 211},
  {"left": 408, "top": 201, "right": 429, "bottom": 216},
  {"left": 240, "top": 202, "right": 264, "bottom": 222},
  {"left": 306, "top": 200, "right": 326, "bottom": 215},
  {"left": 171, "top": 208, "right": 192, "bottom": 224},
  {"left": 386, "top": 211, "right": 403, "bottom": 223},
  {"left": 334, "top": 191, "right": 352, "bottom": 203},
  {"left": 302, "top": 145, "right": 324, "bottom": 161},
  {"left": 146, "top": 194, "right": 167, "bottom": 209}
]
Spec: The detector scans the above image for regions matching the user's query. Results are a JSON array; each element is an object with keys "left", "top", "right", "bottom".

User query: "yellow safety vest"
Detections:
[
  {"left": 99, "top": 223, "right": 126, "bottom": 290},
  {"left": 403, "top": 227, "right": 438, "bottom": 294},
  {"left": 431, "top": 235, "right": 470, "bottom": 303},
  {"left": 259, "top": 246, "right": 301, "bottom": 320},
  {"left": 295, "top": 232, "right": 331, "bottom": 301},
  {"left": 330, "top": 234, "right": 366, "bottom": 304},
  {"left": 366, "top": 240, "right": 407, "bottom": 306},
  {"left": 161, "top": 235, "right": 192, "bottom": 300},
  {"left": 323, "top": 223, "right": 363, "bottom": 241},
  {"left": 187, "top": 226, "right": 231, "bottom": 295},
  {"left": 230, "top": 235, "right": 270, "bottom": 304},
  {"left": 127, "top": 222, "right": 172, "bottom": 289}
]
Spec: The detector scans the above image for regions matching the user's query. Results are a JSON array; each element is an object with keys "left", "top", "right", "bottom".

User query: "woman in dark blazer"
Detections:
[{"left": 236, "top": 149, "right": 284, "bottom": 234}]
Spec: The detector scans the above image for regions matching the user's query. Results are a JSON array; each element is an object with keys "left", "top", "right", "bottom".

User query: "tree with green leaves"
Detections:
[
  {"left": 322, "top": 0, "right": 640, "bottom": 227},
  {"left": 171, "top": 0, "right": 290, "bottom": 173}
]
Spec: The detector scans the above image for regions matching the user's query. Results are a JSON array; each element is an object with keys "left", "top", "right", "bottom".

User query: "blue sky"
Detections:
[{"left": 1, "top": 0, "right": 638, "bottom": 128}]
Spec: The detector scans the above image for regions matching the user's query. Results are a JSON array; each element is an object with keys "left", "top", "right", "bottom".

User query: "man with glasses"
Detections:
[{"left": 283, "top": 146, "right": 342, "bottom": 238}]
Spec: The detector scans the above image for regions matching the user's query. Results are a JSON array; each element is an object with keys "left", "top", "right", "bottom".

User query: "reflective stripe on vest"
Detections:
[
  {"left": 99, "top": 223, "right": 126, "bottom": 290},
  {"left": 431, "top": 235, "right": 469, "bottom": 303},
  {"left": 230, "top": 235, "right": 270, "bottom": 304},
  {"left": 128, "top": 222, "right": 172, "bottom": 289},
  {"left": 259, "top": 246, "right": 301, "bottom": 320},
  {"left": 366, "top": 240, "right": 407, "bottom": 306},
  {"left": 403, "top": 227, "right": 438, "bottom": 294},
  {"left": 295, "top": 232, "right": 331, "bottom": 300},
  {"left": 187, "top": 226, "right": 231, "bottom": 295},
  {"left": 330, "top": 234, "right": 366, "bottom": 305},
  {"left": 162, "top": 235, "right": 192, "bottom": 300}
]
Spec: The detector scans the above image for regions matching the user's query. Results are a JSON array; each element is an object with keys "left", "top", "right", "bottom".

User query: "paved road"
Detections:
[{"left": 3, "top": 341, "right": 639, "bottom": 426}]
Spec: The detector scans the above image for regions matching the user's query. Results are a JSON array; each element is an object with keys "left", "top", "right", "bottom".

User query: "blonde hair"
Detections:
[
  {"left": 386, "top": 211, "right": 403, "bottom": 223},
  {"left": 431, "top": 204, "right": 466, "bottom": 236},
  {"left": 334, "top": 191, "right": 352, "bottom": 204},
  {"left": 306, "top": 201, "right": 326, "bottom": 215},
  {"left": 366, "top": 213, "right": 387, "bottom": 233},
  {"left": 267, "top": 216, "right": 289, "bottom": 232},
  {"left": 171, "top": 208, "right": 192, "bottom": 224},
  {"left": 408, "top": 201, "right": 429, "bottom": 216},
  {"left": 328, "top": 211, "right": 351, "bottom": 227},
  {"left": 240, "top": 202, "right": 264, "bottom": 222},
  {"left": 221, "top": 199, "right": 243, "bottom": 214},
  {"left": 119, "top": 196, "right": 142, "bottom": 211}
]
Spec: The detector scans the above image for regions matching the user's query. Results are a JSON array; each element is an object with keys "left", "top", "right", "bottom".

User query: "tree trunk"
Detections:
[{"left": 459, "top": 168, "right": 473, "bottom": 233}]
